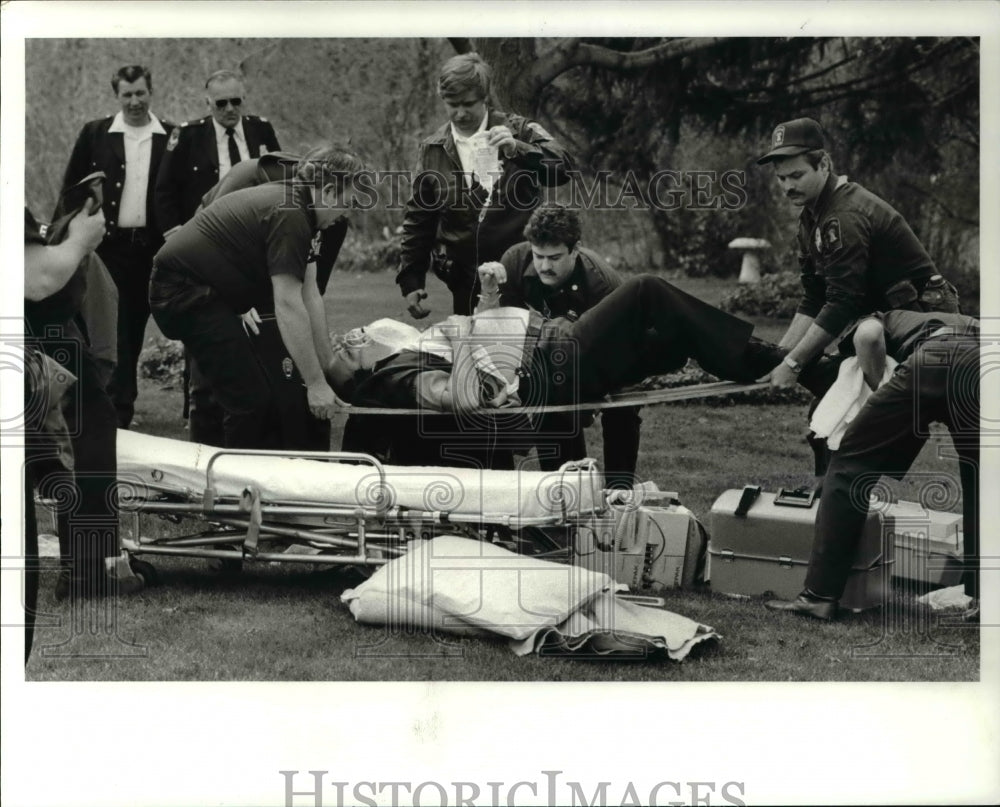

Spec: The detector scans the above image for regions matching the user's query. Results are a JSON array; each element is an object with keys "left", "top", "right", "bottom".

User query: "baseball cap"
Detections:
[{"left": 756, "top": 118, "right": 826, "bottom": 165}]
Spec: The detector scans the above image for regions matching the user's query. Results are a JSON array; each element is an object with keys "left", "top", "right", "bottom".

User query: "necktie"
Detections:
[{"left": 225, "top": 127, "right": 241, "bottom": 167}]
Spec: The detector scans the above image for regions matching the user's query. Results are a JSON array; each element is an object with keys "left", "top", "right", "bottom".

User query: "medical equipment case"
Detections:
[
  {"left": 707, "top": 486, "right": 893, "bottom": 611},
  {"left": 574, "top": 494, "right": 706, "bottom": 591},
  {"left": 883, "top": 500, "right": 963, "bottom": 588}
]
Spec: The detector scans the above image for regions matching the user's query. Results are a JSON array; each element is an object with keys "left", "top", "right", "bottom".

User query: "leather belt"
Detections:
[{"left": 112, "top": 227, "right": 151, "bottom": 244}]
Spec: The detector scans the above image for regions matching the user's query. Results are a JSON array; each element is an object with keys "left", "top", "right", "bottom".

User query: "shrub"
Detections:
[
  {"left": 718, "top": 272, "right": 801, "bottom": 318},
  {"left": 334, "top": 232, "right": 401, "bottom": 274},
  {"left": 138, "top": 336, "right": 185, "bottom": 386},
  {"left": 631, "top": 361, "right": 813, "bottom": 406}
]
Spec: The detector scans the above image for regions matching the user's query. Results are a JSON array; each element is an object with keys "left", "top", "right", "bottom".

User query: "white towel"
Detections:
[{"left": 809, "top": 356, "right": 897, "bottom": 450}]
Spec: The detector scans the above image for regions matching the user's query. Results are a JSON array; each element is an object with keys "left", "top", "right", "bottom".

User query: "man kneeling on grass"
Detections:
[{"left": 323, "top": 262, "right": 837, "bottom": 422}]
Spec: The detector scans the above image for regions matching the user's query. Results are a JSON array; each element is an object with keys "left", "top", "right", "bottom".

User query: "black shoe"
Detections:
[
  {"left": 798, "top": 354, "right": 845, "bottom": 398},
  {"left": 766, "top": 593, "right": 838, "bottom": 621},
  {"left": 741, "top": 337, "right": 785, "bottom": 382}
]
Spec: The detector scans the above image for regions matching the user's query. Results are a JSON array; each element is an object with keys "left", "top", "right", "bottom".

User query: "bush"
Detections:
[
  {"left": 630, "top": 361, "right": 813, "bottom": 406},
  {"left": 718, "top": 272, "right": 801, "bottom": 318},
  {"left": 334, "top": 232, "right": 401, "bottom": 274},
  {"left": 138, "top": 336, "right": 185, "bottom": 386}
]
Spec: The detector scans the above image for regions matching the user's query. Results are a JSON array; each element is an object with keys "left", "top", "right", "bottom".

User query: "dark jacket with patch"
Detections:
[
  {"left": 498, "top": 242, "right": 622, "bottom": 322},
  {"left": 154, "top": 115, "right": 281, "bottom": 233},
  {"left": 60, "top": 113, "right": 175, "bottom": 239},
  {"left": 796, "top": 173, "right": 938, "bottom": 335},
  {"left": 396, "top": 109, "right": 573, "bottom": 296}
]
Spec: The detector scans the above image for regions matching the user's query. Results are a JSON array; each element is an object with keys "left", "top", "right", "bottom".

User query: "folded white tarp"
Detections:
[
  {"left": 342, "top": 536, "right": 719, "bottom": 660},
  {"left": 116, "top": 430, "right": 603, "bottom": 521}
]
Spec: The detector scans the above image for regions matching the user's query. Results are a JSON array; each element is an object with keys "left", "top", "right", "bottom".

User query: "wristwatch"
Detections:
[{"left": 782, "top": 355, "right": 803, "bottom": 374}]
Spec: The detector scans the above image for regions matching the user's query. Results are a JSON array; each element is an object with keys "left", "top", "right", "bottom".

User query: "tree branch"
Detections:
[
  {"left": 448, "top": 38, "right": 473, "bottom": 54},
  {"left": 782, "top": 52, "right": 858, "bottom": 87},
  {"left": 901, "top": 180, "right": 979, "bottom": 227},
  {"left": 533, "top": 37, "right": 728, "bottom": 88}
]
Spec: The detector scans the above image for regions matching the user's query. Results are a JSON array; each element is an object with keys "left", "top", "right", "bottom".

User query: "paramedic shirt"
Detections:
[
  {"left": 154, "top": 181, "right": 316, "bottom": 314},
  {"left": 796, "top": 173, "right": 938, "bottom": 336},
  {"left": 879, "top": 309, "right": 979, "bottom": 362}
]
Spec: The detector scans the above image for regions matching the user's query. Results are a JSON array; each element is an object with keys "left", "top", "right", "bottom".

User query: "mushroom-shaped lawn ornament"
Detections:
[{"left": 728, "top": 237, "right": 771, "bottom": 284}]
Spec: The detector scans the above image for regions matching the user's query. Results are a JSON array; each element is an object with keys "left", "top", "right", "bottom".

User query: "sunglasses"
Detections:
[{"left": 213, "top": 97, "right": 243, "bottom": 110}]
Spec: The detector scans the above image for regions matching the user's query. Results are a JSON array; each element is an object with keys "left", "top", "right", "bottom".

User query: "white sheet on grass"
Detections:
[
  {"left": 116, "top": 430, "right": 602, "bottom": 520},
  {"left": 341, "top": 536, "right": 719, "bottom": 660}
]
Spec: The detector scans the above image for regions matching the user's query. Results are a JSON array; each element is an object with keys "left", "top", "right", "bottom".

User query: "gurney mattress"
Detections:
[{"left": 116, "top": 430, "right": 602, "bottom": 521}]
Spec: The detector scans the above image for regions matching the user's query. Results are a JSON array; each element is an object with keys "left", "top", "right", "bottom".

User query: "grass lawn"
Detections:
[{"left": 24, "top": 270, "right": 978, "bottom": 682}]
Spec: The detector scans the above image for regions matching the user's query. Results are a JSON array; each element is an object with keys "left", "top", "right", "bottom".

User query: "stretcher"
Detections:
[
  {"left": 332, "top": 380, "right": 769, "bottom": 415},
  {"left": 113, "top": 430, "right": 607, "bottom": 583}
]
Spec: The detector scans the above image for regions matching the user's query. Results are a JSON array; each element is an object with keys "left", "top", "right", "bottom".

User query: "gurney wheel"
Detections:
[{"left": 131, "top": 559, "right": 159, "bottom": 587}]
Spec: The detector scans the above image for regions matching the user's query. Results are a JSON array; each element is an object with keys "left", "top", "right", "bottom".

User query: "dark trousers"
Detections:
[
  {"left": 805, "top": 334, "right": 980, "bottom": 600},
  {"left": 187, "top": 353, "right": 226, "bottom": 446},
  {"left": 556, "top": 275, "right": 763, "bottom": 402},
  {"left": 152, "top": 289, "right": 272, "bottom": 450},
  {"left": 98, "top": 234, "right": 157, "bottom": 428},
  {"left": 185, "top": 319, "right": 328, "bottom": 451},
  {"left": 600, "top": 406, "right": 643, "bottom": 489},
  {"left": 341, "top": 413, "right": 514, "bottom": 470},
  {"left": 28, "top": 324, "right": 119, "bottom": 589},
  {"left": 253, "top": 317, "right": 331, "bottom": 451},
  {"left": 447, "top": 270, "right": 479, "bottom": 316},
  {"left": 532, "top": 407, "right": 643, "bottom": 490}
]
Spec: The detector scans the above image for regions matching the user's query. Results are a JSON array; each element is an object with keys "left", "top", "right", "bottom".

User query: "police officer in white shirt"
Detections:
[{"left": 60, "top": 64, "right": 175, "bottom": 427}]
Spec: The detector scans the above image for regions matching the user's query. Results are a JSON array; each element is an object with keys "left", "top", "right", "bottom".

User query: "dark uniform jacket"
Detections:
[
  {"left": 154, "top": 115, "right": 281, "bottom": 233},
  {"left": 498, "top": 242, "right": 622, "bottom": 322},
  {"left": 60, "top": 113, "right": 175, "bottom": 241},
  {"left": 796, "top": 173, "right": 939, "bottom": 336},
  {"left": 396, "top": 109, "right": 573, "bottom": 297}
]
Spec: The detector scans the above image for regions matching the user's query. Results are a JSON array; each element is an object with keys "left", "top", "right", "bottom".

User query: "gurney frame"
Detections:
[{"left": 112, "top": 448, "right": 607, "bottom": 584}]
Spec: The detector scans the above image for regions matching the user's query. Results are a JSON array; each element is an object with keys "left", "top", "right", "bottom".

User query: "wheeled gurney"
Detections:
[{"left": 113, "top": 430, "right": 608, "bottom": 581}]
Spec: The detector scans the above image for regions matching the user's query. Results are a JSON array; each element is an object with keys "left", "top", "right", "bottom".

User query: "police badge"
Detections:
[
  {"left": 822, "top": 218, "right": 842, "bottom": 253},
  {"left": 281, "top": 357, "right": 294, "bottom": 379}
]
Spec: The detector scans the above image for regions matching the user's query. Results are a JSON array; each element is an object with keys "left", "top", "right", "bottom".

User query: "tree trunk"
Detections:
[{"left": 471, "top": 39, "right": 542, "bottom": 114}]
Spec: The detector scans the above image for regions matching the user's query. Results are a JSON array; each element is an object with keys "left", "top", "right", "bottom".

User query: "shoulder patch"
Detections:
[
  {"left": 822, "top": 217, "right": 842, "bottom": 253},
  {"left": 166, "top": 128, "right": 181, "bottom": 151},
  {"left": 527, "top": 121, "right": 553, "bottom": 140}
]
